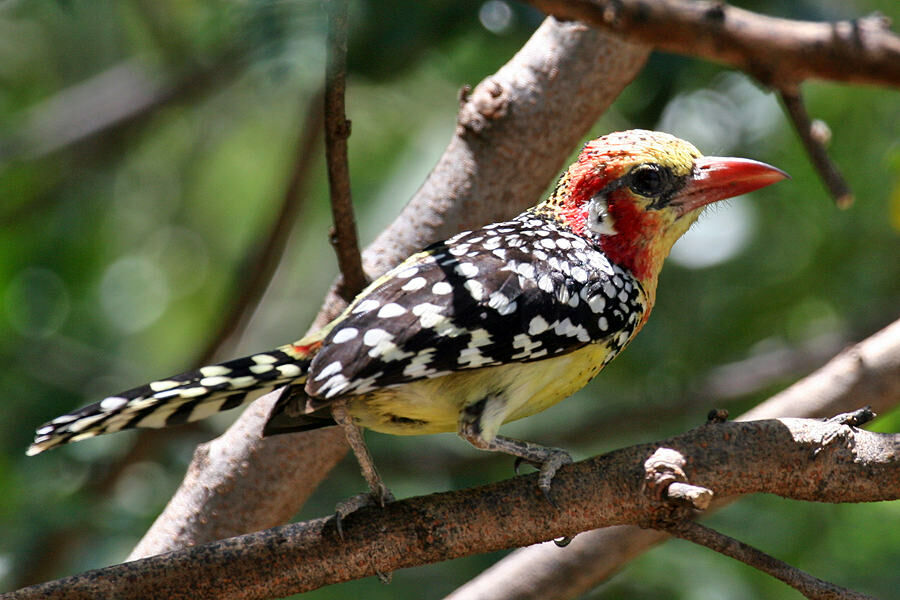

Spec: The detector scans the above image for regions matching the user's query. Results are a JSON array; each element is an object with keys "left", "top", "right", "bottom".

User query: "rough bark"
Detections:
[
  {"left": 527, "top": 0, "right": 900, "bottom": 88},
  {"left": 13, "top": 417, "right": 900, "bottom": 600}
]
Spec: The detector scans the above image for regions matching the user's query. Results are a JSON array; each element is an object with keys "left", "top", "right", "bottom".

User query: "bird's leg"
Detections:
[
  {"left": 458, "top": 397, "right": 572, "bottom": 505},
  {"left": 331, "top": 399, "right": 394, "bottom": 537}
]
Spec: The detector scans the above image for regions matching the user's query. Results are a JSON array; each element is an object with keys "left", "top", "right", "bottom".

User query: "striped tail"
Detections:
[{"left": 27, "top": 341, "right": 320, "bottom": 456}]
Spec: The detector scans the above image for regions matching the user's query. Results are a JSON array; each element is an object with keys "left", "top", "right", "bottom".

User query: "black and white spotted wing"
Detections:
[{"left": 305, "top": 213, "right": 647, "bottom": 401}]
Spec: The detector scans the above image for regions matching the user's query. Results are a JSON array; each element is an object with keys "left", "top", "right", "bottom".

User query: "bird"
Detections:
[{"left": 27, "top": 130, "right": 787, "bottom": 507}]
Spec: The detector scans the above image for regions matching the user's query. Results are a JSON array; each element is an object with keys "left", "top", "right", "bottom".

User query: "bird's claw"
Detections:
[
  {"left": 334, "top": 485, "right": 396, "bottom": 539},
  {"left": 537, "top": 449, "right": 573, "bottom": 508},
  {"left": 513, "top": 456, "right": 533, "bottom": 475},
  {"left": 375, "top": 569, "right": 393, "bottom": 584}
]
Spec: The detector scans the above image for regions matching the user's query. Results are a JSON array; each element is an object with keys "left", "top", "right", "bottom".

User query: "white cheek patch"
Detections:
[{"left": 587, "top": 194, "right": 617, "bottom": 236}]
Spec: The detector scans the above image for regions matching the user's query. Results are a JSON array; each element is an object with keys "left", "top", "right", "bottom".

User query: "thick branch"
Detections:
[
  {"left": 129, "top": 17, "right": 650, "bottom": 557},
  {"left": 526, "top": 0, "right": 900, "bottom": 88},
  {"left": 12, "top": 418, "right": 900, "bottom": 599},
  {"left": 446, "top": 316, "right": 900, "bottom": 600}
]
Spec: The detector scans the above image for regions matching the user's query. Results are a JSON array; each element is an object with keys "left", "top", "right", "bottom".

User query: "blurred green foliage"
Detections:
[{"left": 1, "top": 0, "right": 898, "bottom": 597}]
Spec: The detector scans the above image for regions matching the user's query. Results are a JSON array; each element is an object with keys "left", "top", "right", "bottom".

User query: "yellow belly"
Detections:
[{"left": 346, "top": 341, "right": 615, "bottom": 439}]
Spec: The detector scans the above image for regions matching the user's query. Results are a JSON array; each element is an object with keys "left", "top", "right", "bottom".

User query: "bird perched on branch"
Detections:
[{"left": 28, "top": 130, "right": 786, "bottom": 508}]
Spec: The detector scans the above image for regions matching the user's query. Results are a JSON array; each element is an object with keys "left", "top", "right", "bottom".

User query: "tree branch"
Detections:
[
  {"left": 323, "top": 0, "right": 367, "bottom": 300},
  {"left": 127, "top": 17, "right": 651, "bottom": 558},
  {"left": 524, "top": 0, "right": 900, "bottom": 88},
  {"left": 11, "top": 417, "right": 899, "bottom": 599},
  {"left": 446, "top": 316, "right": 900, "bottom": 600},
  {"left": 662, "top": 521, "right": 876, "bottom": 600},
  {"left": 778, "top": 87, "right": 853, "bottom": 208}
]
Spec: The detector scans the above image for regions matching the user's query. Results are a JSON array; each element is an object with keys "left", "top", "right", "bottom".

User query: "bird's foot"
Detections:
[
  {"left": 513, "top": 448, "right": 573, "bottom": 502},
  {"left": 534, "top": 448, "right": 573, "bottom": 506},
  {"left": 334, "top": 482, "right": 395, "bottom": 539}
]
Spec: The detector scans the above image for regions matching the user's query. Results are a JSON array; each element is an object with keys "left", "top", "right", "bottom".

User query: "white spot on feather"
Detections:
[
  {"left": 401, "top": 277, "right": 427, "bottom": 292},
  {"left": 314, "top": 361, "right": 343, "bottom": 381},
  {"left": 149, "top": 380, "right": 179, "bottom": 392},
  {"left": 455, "top": 262, "right": 479, "bottom": 278},
  {"left": 464, "top": 279, "right": 484, "bottom": 301},
  {"left": 332, "top": 327, "right": 359, "bottom": 343},
  {"left": 363, "top": 328, "right": 392, "bottom": 347},
  {"left": 352, "top": 299, "right": 380, "bottom": 314},
  {"left": 200, "top": 365, "right": 231, "bottom": 377},
  {"left": 100, "top": 396, "right": 128, "bottom": 412},
  {"left": 377, "top": 303, "right": 407, "bottom": 318},
  {"left": 432, "top": 281, "right": 453, "bottom": 295},
  {"left": 528, "top": 315, "right": 549, "bottom": 335},
  {"left": 277, "top": 364, "right": 302, "bottom": 377}
]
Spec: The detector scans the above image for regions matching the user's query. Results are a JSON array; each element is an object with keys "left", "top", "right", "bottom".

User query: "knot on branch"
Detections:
[
  {"left": 834, "top": 13, "right": 893, "bottom": 52},
  {"left": 333, "top": 118, "right": 351, "bottom": 140},
  {"left": 457, "top": 78, "right": 509, "bottom": 135},
  {"left": 825, "top": 406, "right": 877, "bottom": 428},
  {"left": 813, "top": 406, "right": 877, "bottom": 457},
  {"left": 643, "top": 447, "right": 714, "bottom": 515},
  {"left": 643, "top": 447, "right": 688, "bottom": 501},
  {"left": 706, "top": 408, "right": 729, "bottom": 424},
  {"left": 703, "top": 1, "right": 726, "bottom": 23}
]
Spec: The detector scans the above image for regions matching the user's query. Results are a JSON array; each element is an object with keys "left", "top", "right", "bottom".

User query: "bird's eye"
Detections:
[{"left": 628, "top": 164, "right": 667, "bottom": 198}]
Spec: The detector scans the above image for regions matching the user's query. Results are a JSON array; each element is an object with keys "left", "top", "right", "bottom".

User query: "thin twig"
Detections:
[
  {"left": 196, "top": 89, "right": 325, "bottom": 364},
  {"left": 779, "top": 88, "right": 853, "bottom": 208},
  {"left": 662, "top": 521, "right": 876, "bottom": 600},
  {"left": 323, "top": 0, "right": 366, "bottom": 301}
]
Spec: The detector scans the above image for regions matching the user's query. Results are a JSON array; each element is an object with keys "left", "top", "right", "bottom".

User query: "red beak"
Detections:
[{"left": 676, "top": 156, "right": 789, "bottom": 215}]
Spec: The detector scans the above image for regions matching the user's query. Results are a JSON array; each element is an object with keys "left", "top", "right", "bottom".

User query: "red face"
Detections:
[{"left": 548, "top": 131, "right": 787, "bottom": 285}]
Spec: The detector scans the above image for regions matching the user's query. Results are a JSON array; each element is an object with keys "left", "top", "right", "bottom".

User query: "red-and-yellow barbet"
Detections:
[{"left": 28, "top": 130, "right": 787, "bottom": 507}]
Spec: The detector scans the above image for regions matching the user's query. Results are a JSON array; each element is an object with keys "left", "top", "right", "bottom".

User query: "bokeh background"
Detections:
[{"left": 1, "top": 0, "right": 898, "bottom": 598}]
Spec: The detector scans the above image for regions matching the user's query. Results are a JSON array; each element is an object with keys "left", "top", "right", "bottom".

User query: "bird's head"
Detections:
[{"left": 539, "top": 129, "right": 787, "bottom": 295}]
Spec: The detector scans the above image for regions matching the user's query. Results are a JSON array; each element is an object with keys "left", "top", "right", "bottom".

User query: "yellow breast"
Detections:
[{"left": 346, "top": 341, "right": 617, "bottom": 438}]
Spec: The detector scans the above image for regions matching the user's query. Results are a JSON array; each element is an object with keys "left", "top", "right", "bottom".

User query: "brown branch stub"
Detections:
[
  {"left": 706, "top": 408, "right": 729, "bottom": 423},
  {"left": 457, "top": 77, "right": 511, "bottom": 135},
  {"left": 665, "top": 483, "right": 714, "bottom": 511},
  {"left": 525, "top": 0, "right": 900, "bottom": 89},
  {"left": 324, "top": 0, "right": 367, "bottom": 301},
  {"left": 825, "top": 405, "right": 876, "bottom": 427},
  {"left": 643, "top": 447, "right": 713, "bottom": 515},
  {"left": 779, "top": 88, "right": 854, "bottom": 208},
  {"left": 643, "top": 447, "right": 688, "bottom": 501},
  {"left": 663, "top": 521, "right": 877, "bottom": 600}
]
